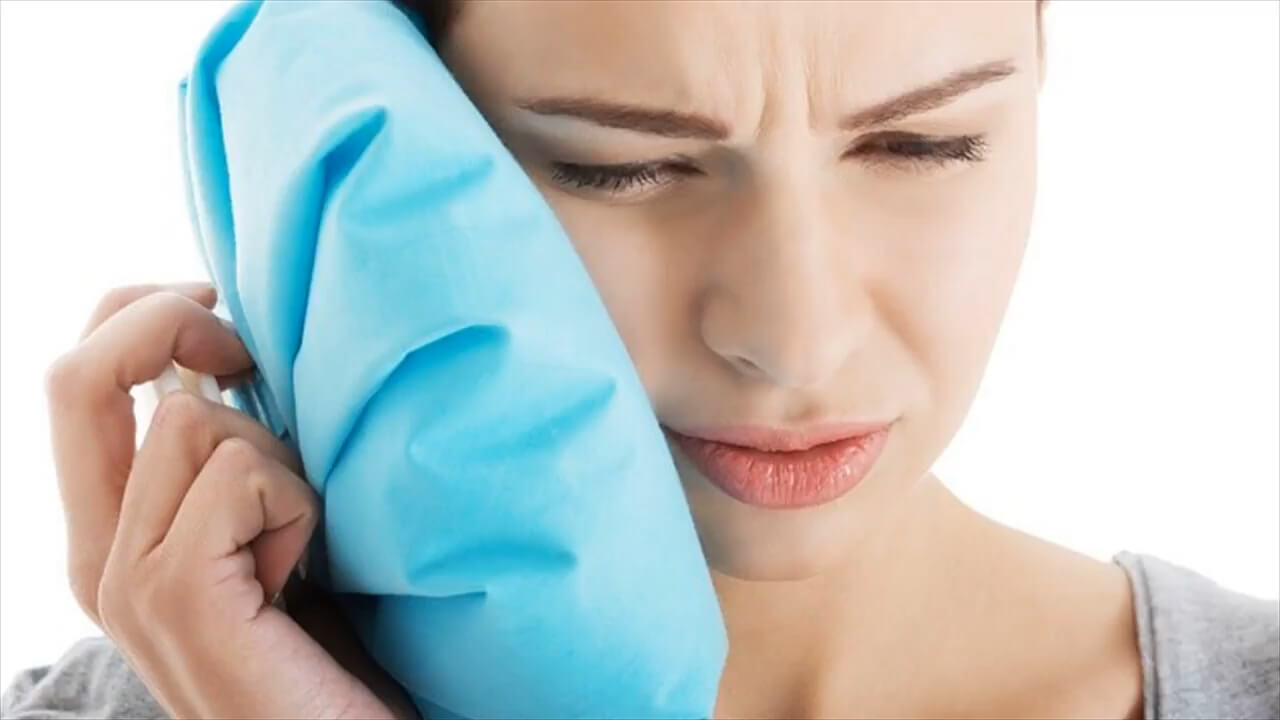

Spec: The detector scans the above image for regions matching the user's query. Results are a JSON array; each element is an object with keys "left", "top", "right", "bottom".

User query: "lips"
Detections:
[{"left": 665, "top": 422, "right": 893, "bottom": 509}]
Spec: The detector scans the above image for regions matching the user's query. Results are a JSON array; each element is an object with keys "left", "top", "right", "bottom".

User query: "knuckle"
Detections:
[
  {"left": 209, "top": 437, "right": 263, "bottom": 479},
  {"left": 301, "top": 481, "right": 320, "bottom": 516},
  {"left": 43, "top": 351, "right": 87, "bottom": 405},
  {"left": 293, "top": 478, "right": 322, "bottom": 531},
  {"left": 150, "top": 391, "right": 211, "bottom": 437},
  {"left": 135, "top": 289, "right": 194, "bottom": 321},
  {"left": 91, "top": 286, "right": 144, "bottom": 324}
]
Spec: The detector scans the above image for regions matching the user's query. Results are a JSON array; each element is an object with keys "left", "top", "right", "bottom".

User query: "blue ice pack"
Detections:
[{"left": 176, "top": 2, "right": 727, "bottom": 718}]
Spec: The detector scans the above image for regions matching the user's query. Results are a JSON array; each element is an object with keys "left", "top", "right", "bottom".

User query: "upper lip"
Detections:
[{"left": 664, "top": 420, "right": 895, "bottom": 453}]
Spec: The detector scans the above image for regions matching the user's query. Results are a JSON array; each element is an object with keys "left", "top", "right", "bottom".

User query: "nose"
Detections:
[{"left": 698, "top": 177, "right": 874, "bottom": 390}]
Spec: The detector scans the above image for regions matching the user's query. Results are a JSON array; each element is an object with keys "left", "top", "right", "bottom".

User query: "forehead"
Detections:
[{"left": 446, "top": 1, "right": 1038, "bottom": 124}]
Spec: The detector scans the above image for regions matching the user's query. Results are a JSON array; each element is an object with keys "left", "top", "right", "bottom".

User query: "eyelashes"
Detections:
[
  {"left": 549, "top": 160, "right": 700, "bottom": 195},
  {"left": 548, "top": 132, "right": 989, "bottom": 198},
  {"left": 847, "top": 132, "right": 988, "bottom": 169}
]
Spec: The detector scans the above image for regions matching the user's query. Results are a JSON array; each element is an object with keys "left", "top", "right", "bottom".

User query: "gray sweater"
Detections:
[{"left": 3, "top": 552, "right": 1277, "bottom": 719}]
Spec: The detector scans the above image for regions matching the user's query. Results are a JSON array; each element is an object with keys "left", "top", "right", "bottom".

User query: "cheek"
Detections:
[
  {"left": 875, "top": 136, "right": 1036, "bottom": 413},
  {"left": 538, "top": 196, "right": 694, "bottom": 398}
]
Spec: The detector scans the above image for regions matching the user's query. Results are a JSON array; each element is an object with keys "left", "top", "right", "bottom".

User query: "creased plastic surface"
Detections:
[{"left": 176, "top": 2, "right": 727, "bottom": 718}]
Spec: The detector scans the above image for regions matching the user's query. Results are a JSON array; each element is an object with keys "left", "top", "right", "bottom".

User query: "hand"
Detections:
[{"left": 45, "top": 283, "right": 418, "bottom": 719}]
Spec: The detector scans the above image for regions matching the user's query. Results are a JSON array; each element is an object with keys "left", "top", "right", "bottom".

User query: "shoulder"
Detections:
[
  {"left": 1, "top": 636, "right": 168, "bottom": 720},
  {"left": 1113, "top": 550, "right": 1280, "bottom": 720}
]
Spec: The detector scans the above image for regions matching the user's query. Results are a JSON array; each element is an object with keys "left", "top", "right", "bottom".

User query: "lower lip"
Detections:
[{"left": 667, "top": 427, "right": 891, "bottom": 509}]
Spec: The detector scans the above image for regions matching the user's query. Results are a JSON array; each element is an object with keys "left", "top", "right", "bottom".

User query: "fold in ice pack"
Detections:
[{"left": 177, "top": 2, "right": 727, "bottom": 718}]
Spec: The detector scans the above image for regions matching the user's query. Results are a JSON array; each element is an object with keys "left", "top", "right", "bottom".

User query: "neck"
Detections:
[{"left": 710, "top": 472, "right": 987, "bottom": 718}]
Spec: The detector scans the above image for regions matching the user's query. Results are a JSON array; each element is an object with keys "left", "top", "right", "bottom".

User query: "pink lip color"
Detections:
[{"left": 665, "top": 422, "right": 893, "bottom": 509}]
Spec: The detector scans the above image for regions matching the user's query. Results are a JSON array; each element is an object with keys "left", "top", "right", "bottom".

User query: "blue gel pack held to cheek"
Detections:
[{"left": 176, "top": 2, "right": 728, "bottom": 718}]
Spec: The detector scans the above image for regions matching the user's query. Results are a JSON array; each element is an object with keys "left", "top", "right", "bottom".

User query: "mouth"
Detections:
[{"left": 662, "top": 421, "right": 895, "bottom": 509}]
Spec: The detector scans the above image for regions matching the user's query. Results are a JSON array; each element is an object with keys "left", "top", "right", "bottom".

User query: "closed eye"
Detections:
[
  {"left": 548, "top": 159, "right": 701, "bottom": 198},
  {"left": 846, "top": 132, "right": 988, "bottom": 173},
  {"left": 546, "top": 131, "right": 988, "bottom": 199}
]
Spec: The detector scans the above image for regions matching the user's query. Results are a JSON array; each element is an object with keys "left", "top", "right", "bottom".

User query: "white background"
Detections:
[{"left": 2, "top": 0, "right": 1277, "bottom": 688}]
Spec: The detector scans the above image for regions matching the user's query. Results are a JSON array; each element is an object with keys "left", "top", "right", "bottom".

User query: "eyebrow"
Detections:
[
  {"left": 513, "top": 59, "right": 1017, "bottom": 139},
  {"left": 514, "top": 96, "right": 730, "bottom": 140},
  {"left": 840, "top": 59, "right": 1018, "bottom": 130}
]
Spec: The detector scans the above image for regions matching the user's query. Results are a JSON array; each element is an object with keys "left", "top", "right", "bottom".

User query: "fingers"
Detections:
[
  {"left": 78, "top": 291, "right": 252, "bottom": 394},
  {"left": 82, "top": 283, "right": 255, "bottom": 392},
  {"left": 116, "top": 392, "right": 303, "bottom": 566},
  {"left": 46, "top": 285, "right": 252, "bottom": 623},
  {"left": 165, "top": 437, "right": 318, "bottom": 606},
  {"left": 80, "top": 282, "right": 217, "bottom": 341}
]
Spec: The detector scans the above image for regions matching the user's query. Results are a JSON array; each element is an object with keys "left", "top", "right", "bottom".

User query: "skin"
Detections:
[
  {"left": 46, "top": 286, "right": 412, "bottom": 720},
  {"left": 441, "top": 2, "right": 1143, "bottom": 718},
  {"left": 45, "top": 2, "right": 1141, "bottom": 718}
]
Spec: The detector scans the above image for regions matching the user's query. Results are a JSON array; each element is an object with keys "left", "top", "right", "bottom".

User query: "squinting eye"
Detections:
[
  {"left": 847, "top": 132, "right": 988, "bottom": 172},
  {"left": 547, "top": 133, "right": 986, "bottom": 198},
  {"left": 548, "top": 160, "right": 701, "bottom": 198}
]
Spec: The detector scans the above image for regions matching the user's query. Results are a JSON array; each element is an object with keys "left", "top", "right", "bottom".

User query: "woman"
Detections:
[{"left": 3, "top": 1, "right": 1277, "bottom": 718}]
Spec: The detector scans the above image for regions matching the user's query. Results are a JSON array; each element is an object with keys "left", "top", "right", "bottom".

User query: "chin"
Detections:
[
  {"left": 670, "top": 432, "right": 934, "bottom": 582},
  {"left": 675, "top": 459, "right": 872, "bottom": 582}
]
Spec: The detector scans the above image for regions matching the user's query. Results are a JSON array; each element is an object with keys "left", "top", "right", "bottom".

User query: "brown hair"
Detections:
[{"left": 394, "top": 0, "right": 461, "bottom": 49}]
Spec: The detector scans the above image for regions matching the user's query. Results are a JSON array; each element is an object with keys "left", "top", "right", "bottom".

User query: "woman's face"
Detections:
[{"left": 443, "top": 1, "right": 1043, "bottom": 581}]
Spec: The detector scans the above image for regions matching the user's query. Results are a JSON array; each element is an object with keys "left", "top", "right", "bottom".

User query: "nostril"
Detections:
[{"left": 725, "top": 353, "right": 767, "bottom": 379}]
